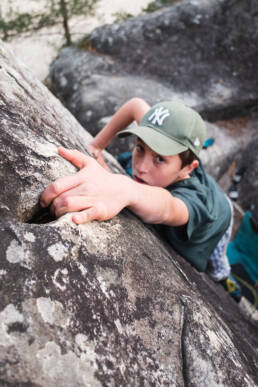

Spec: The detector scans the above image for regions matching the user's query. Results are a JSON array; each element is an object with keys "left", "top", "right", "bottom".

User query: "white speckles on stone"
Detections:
[
  {"left": 0, "top": 304, "right": 24, "bottom": 346},
  {"left": 47, "top": 242, "right": 68, "bottom": 262},
  {"left": 114, "top": 319, "right": 123, "bottom": 335},
  {"left": 206, "top": 329, "right": 220, "bottom": 350},
  {"left": 187, "top": 347, "right": 225, "bottom": 387},
  {"left": 75, "top": 333, "right": 89, "bottom": 352},
  {"left": 29, "top": 157, "right": 45, "bottom": 168},
  {"left": 107, "top": 36, "right": 113, "bottom": 46},
  {"left": 36, "top": 341, "right": 100, "bottom": 386},
  {"left": 52, "top": 268, "right": 69, "bottom": 291},
  {"left": 75, "top": 261, "right": 87, "bottom": 276},
  {"left": 209, "top": 81, "right": 233, "bottom": 103},
  {"left": 85, "top": 110, "right": 93, "bottom": 119},
  {"left": 53, "top": 212, "right": 75, "bottom": 226},
  {"left": 0, "top": 204, "right": 9, "bottom": 210},
  {"left": 79, "top": 221, "right": 123, "bottom": 258},
  {"left": 24, "top": 232, "right": 36, "bottom": 242},
  {"left": 97, "top": 274, "right": 109, "bottom": 298},
  {"left": 0, "top": 269, "right": 7, "bottom": 277},
  {"left": 37, "top": 297, "right": 56, "bottom": 325},
  {"left": 6, "top": 240, "right": 24, "bottom": 263},
  {"left": 36, "top": 297, "right": 68, "bottom": 327},
  {"left": 193, "top": 14, "right": 202, "bottom": 24},
  {"left": 59, "top": 75, "right": 68, "bottom": 88},
  {"left": 36, "top": 142, "right": 58, "bottom": 157},
  {"left": 1, "top": 304, "right": 24, "bottom": 325},
  {"left": 75, "top": 334, "right": 98, "bottom": 367}
]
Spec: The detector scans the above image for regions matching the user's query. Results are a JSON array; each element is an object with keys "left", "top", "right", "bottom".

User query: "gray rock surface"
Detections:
[
  {"left": 199, "top": 119, "right": 258, "bottom": 181},
  {"left": 85, "top": 0, "right": 258, "bottom": 115},
  {"left": 50, "top": 0, "right": 258, "bottom": 124},
  {"left": 0, "top": 41, "right": 258, "bottom": 386},
  {"left": 237, "top": 136, "right": 258, "bottom": 211}
]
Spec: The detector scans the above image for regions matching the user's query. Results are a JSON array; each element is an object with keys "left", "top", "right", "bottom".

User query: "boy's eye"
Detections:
[
  {"left": 155, "top": 155, "right": 165, "bottom": 164},
  {"left": 136, "top": 144, "right": 144, "bottom": 153}
]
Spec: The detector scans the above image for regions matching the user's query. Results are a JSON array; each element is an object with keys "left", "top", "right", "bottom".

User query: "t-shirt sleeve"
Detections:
[{"left": 171, "top": 187, "right": 213, "bottom": 240}]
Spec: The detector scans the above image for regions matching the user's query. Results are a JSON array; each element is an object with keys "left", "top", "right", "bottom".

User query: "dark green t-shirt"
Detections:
[
  {"left": 160, "top": 161, "right": 231, "bottom": 272},
  {"left": 118, "top": 153, "right": 231, "bottom": 272}
]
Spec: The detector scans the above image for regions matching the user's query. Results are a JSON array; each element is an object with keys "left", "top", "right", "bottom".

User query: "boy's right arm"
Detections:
[
  {"left": 40, "top": 147, "right": 189, "bottom": 227},
  {"left": 87, "top": 98, "right": 150, "bottom": 167}
]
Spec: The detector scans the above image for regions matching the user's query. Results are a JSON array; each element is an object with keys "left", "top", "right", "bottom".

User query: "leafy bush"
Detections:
[
  {"left": 0, "top": 0, "right": 99, "bottom": 43},
  {"left": 144, "top": 0, "right": 182, "bottom": 13}
]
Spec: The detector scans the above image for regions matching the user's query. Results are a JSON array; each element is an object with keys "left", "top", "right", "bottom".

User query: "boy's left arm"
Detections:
[{"left": 41, "top": 147, "right": 189, "bottom": 226}]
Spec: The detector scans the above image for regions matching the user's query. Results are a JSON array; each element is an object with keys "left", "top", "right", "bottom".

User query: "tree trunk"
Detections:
[{"left": 60, "top": 0, "right": 71, "bottom": 45}]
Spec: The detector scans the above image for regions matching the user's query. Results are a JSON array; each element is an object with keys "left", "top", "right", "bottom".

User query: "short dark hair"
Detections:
[{"left": 179, "top": 149, "right": 196, "bottom": 168}]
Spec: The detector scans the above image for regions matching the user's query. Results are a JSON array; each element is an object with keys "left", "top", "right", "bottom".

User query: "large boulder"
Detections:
[
  {"left": 50, "top": 0, "right": 258, "bottom": 128},
  {"left": 0, "top": 41, "right": 258, "bottom": 386}
]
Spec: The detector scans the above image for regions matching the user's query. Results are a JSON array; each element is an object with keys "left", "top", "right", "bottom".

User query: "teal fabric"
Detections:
[
  {"left": 118, "top": 153, "right": 231, "bottom": 273},
  {"left": 117, "top": 152, "right": 133, "bottom": 177},
  {"left": 227, "top": 211, "right": 258, "bottom": 283}
]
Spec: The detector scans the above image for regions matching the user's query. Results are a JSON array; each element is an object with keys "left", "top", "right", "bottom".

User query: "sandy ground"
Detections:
[{"left": 3, "top": 0, "right": 151, "bottom": 81}]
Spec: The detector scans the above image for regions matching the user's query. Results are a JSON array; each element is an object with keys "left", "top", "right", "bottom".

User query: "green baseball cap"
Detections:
[{"left": 118, "top": 101, "right": 206, "bottom": 156}]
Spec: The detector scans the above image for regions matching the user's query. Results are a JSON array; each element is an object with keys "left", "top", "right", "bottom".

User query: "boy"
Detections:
[{"left": 40, "top": 98, "right": 241, "bottom": 300}]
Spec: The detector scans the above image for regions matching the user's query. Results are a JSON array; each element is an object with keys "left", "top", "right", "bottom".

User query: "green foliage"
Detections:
[
  {"left": 0, "top": 0, "right": 99, "bottom": 42},
  {"left": 0, "top": 12, "right": 34, "bottom": 40},
  {"left": 143, "top": 0, "right": 182, "bottom": 13},
  {"left": 113, "top": 11, "right": 134, "bottom": 23}
]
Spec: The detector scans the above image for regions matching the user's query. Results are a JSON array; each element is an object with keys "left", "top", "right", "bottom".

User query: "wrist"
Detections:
[
  {"left": 115, "top": 174, "right": 138, "bottom": 209},
  {"left": 89, "top": 138, "right": 103, "bottom": 151}
]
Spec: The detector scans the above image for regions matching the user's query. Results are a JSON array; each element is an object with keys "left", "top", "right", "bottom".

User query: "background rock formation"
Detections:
[
  {"left": 50, "top": 0, "right": 258, "bottom": 126},
  {"left": 49, "top": 0, "right": 258, "bottom": 181},
  {"left": 0, "top": 39, "right": 258, "bottom": 386},
  {"left": 237, "top": 136, "right": 258, "bottom": 212}
]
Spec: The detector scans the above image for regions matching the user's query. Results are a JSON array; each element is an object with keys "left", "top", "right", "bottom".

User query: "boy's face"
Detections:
[{"left": 132, "top": 138, "right": 190, "bottom": 188}]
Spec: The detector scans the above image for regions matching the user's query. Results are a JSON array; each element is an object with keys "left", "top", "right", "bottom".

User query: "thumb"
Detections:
[{"left": 58, "top": 147, "right": 89, "bottom": 169}]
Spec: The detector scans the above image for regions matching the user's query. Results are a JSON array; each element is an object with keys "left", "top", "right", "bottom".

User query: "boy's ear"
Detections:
[{"left": 185, "top": 159, "right": 199, "bottom": 174}]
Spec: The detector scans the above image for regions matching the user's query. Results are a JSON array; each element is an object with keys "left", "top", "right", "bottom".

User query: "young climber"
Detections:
[{"left": 40, "top": 98, "right": 241, "bottom": 300}]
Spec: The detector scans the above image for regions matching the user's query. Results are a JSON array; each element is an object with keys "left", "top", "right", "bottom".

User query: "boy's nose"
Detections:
[{"left": 138, "top": 156, "right": 152, "bottom": 173}]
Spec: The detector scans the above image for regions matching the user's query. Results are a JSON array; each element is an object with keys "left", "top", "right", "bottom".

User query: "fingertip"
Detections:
[
  {"left": 72, "top": 213, "right": 86, "bottom": 224},
  {"left": 58, "top": 146, "right": 69, "bottom": 155}
]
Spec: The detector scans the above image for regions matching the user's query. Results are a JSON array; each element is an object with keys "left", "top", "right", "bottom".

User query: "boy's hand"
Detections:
[{"left": 40, "top": 147, "right": 130, "bottom": 224}]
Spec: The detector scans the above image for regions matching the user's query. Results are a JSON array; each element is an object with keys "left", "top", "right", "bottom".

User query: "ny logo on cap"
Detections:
[
  {"left": 148, "top": 107, "right": 170, "bottom": 126},
  {"left": 194, "top": 137, "right": 200, "bottom": 147}
]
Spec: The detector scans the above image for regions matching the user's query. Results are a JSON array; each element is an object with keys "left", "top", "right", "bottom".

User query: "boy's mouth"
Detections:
[{"left": 133, "top": 175, "right": 146, "bottom": 184}]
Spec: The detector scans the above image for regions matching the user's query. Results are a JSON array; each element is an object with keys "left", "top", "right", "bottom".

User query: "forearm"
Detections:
[
  {"left": 91, "top": 98, "right": 150, "bottom": 150},
  {"left": 123, "top": 177, "right": 189, "bottom": 226}
]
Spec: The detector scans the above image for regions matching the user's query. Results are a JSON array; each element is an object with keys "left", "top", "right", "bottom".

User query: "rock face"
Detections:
[{"left": 0, "top": 41, "right": 258, "bottom": 386}]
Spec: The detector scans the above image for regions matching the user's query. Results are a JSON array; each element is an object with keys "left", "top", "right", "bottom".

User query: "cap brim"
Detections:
[{"left": 118, "top": 126, "right": 187, "bottom": 156}]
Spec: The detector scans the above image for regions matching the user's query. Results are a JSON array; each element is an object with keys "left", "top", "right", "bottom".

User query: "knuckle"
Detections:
[
  {"left": 61, "top": 196, "right": 73, "bottom": 209},
  {"left": 51, "top": 181, "right": 61, "bottom": 195},
  {"left": 95, "top": 203, "right": 107, "bottom": 221},
  {"left": 81, "top": 212, "right": 88, "bottom": 223}
]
